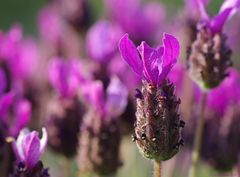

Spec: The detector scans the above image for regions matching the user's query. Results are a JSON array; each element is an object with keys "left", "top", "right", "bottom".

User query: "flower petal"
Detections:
[
  {"left": 119, "top": 34, "right": 143, "bottom": 76},
  {"left": 137, "top": 41, "right": 158, "bottom": 84},
  {"left": 24, "top": 131, "right": 40, "bottom": 168},
  {"left": 106, "top": 76, "right": 128, "bottom": 118},
  {"left": 211, "top": 7, "right": 233, "bottom": 33},
  {"left": 40, "top": 128, "right": 48, "bottom": 155}
]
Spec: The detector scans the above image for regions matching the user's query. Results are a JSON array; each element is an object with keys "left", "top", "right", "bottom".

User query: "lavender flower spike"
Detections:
[
  {"left": 13, "top": 128, "right": 48, "bottom": 169},
  {"left": 119, "top": 33, "right": 180, "bottom": 88},
  {"left": 119, "top": 34, "right": 184, "bottom": 161}
]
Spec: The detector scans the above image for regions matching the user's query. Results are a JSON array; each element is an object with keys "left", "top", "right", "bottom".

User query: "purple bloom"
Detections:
[
  {"left": 82, "top": 76, "right": 128, "bottom": 119},
  {"left": 195, "top": 68, "right": 240, "bottom": 116},
  {"left": 0, "top": 25, "right": 39, "bottom": 82},
  {"left": 104, "top": 0, "right": 165, "bottom": 42},
  {"left": 86, "top": 20, "right": 123, "bottom": 63},
  {"left": 197, "top": 0, "right": 240, "bottom": 33},
  {"left": 38, "top": 5, "right": 63, "bottom": 45},
  {"left": 48, "top": 57, "right": 85, "bottom": 99},
  {"left": 0, "top": 92, "right": 31, "bottom": 137},
  {"left": 119, "top": 33, "right": 180, "bottom": 87},
  {"left": 108, "top": 54, "right": 141, "bottom": 91},
  {"left": 13, "top": 128, "right": 48, "bottom": 169}
]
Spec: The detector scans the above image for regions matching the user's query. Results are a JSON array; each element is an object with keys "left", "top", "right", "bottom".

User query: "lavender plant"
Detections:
[{"left": 119, "top": 33, "right": 184, "bottom": 176}]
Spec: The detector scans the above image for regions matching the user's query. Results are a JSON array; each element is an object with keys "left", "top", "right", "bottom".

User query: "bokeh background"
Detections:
[{"left": 0, "top": 0, "right": 238, "bottom": 177}]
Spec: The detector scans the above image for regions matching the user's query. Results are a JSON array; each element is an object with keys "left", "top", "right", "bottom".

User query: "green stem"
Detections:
[
  {"left": 153, "top": 160, "right": 161, "bottom": 177},
  {"left": 188, "top": 92, "right": 207, "bottom": 177},
  {"left": 62, "top": 157, "right": 70, "bottom": 177}
]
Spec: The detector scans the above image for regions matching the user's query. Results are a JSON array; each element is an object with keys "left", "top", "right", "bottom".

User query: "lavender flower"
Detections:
[
  {"left": 13, "top": 128, "right": 47, "bottom": 168},
  {"left": 47, "top": 57, "right": 86, "bottom": 157},
  {"left": 11, "top": 128, "right": 49, "bottom": 176},
  {"left": 0, "top": 92, "right": 31, "bottom": 137},
  {"left": 119, "top": 33, "right": 184, "bottom": 161},
  {"left": 78, "top": 76, "right": 127, "bottom": 175},
  {"left": 104, "top": 0, "right": 165, "bottom": 43},
  {"left": 190, "top": 69, "right": 240, "bottom": 171},
  {"left": 187, "top": 0, "right": 240, "bottom": 89},
  {"left": 48, "top": 57, "right": 85, "bottom": 99},
  {"left": 86, "top": 20, "right": 123, "bottom": 63}
]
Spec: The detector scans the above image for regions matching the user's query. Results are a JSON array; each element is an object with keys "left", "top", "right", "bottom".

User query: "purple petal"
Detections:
[
  {"left": 157, "top": 33, "right": 180, "bottom": 85},
  {"left": 106, "top": 76, "right": 128, "bottom": 118},
  {"left": 137, "top": 42, "right": 161, "bottom": 85},
  {"left": 119, "top": 34, "right": 143, "bottom": 76},
  {"left": 23, "top": 132, "right": 40, "bottom": 168},
  {"left": 82, "top": 81, "right": 106, "bottom": 116},
  {"left": 86, "top": 20, "right": 123, "bottom": 63},
  {"left": 40, "top": 128, "right": 48, "bottom": 155},
  {"left": 13, "top": 129, "right": 30, "bottom": 161},
  {"left": 220, "top": 0, "right": 240, "bottom": 13},
  {"left": 211, "top": 7, "right": 233, "bottom": 33}
]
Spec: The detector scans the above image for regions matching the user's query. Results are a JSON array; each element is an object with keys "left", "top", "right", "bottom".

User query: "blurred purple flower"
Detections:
[
  {"left": 0, "top": 25, "right": 39, "bottom": 82},
  {"left": 0, "top": 92, "right": 31, "bottom": 137},
  {"left": 13, "top": 128, "right": 47, "bottom": 169},
  {"left": 48, "top": 57, "right": 85, "bottom": 99},
  {"left": 195, "top": 68, "right": 240, "bottom": 116},
  {"left": 108, "top": 55, "right": 141, "bottom": 91},
  {"left": 197, "top": 0, "right": 240, "bottom": 33},
  {"left": 86, "top": 20, "right": 123, "bottom": 63},
  {"left": 82, "top": 76, "right": 128, "bottom": 119},
  {"left": 38, "top": 5, "right": 63, "bottom": 45},
  {"left": 119, "top": 33, "right": 180, "bottom": 87},
  {"left": 168, "top": 63, "right": 185, "bottom": 91},
  {"left": 104, "top": 0, "right": 165, "bottom": 42},
  {"left": 0, "top": 25, "right": 22, "bottom": 60}
]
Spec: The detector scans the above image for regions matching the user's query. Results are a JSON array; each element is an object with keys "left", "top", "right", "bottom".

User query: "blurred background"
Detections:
[{"left": 0, "top": 0, "right": 239, "bottom": 177}]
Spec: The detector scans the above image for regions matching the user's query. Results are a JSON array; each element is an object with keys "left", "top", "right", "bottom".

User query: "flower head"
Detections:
[
  {"left": 196, "top": 0, "right": 240, "bottom": 33},
  {"left": 82, "top": 76, "right": 128, "bottom": 119},
  {"left": 48, "top": 57, "right": 85, "bottom": 99},
  {"left": 0, "top": 92, "right": 31, "bottom": 137},
  {"left": 86, "top": 20, "right": 123, "bottom": 63},
  {"left": 13, "top": 128, "right": 48, "bottom": 169},
  {"left": 119, "top": 33, "right": 180, "bottom": 88}
]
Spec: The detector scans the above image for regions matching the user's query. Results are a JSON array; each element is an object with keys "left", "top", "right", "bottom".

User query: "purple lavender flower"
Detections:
[
  {"left": 104, "top": 0, "right": 165, "bottom": 43},
  {"left": 82, "top": 76, "right": 128, "bottom": 119},
  {"left": 0, "top": 92, "right": 31, "bottom": 137},
  {"left": 0, "top": 25, "right": 39, "bottom": 84},
  {"left": 119, "top": 33, "right": 184, "bottom": 161},
  {"left": 196, "top": 0, "right": 240, "bottom": 33},
  {"left": 48, "top": 57, "right": 85, "bottom": 99},
  {"left": 86, "top": 20, "right": 123, "bottom": 63},
  {"left": 195, "top": 68, "right": 240, "bottom": 116},
  {"left": 186, "top": 0, "right": 240, "bottom": 89},
  {"left": 78, "top": 76, "right": 127, "bottom": 175},
  {"left": 119, "top": 33, "right": 180, "bottom": 88},
  {"left": 13, "top": 128, "right": 47, "bottom": 168}
]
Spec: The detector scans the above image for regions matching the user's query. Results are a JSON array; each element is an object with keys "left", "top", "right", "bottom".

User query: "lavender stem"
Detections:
[
  {"left": 189, "top": 92, "right": 207, "bottom": 177},
  {"left": 154, "top": 160, "right": 161, "bottom": 177}
]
